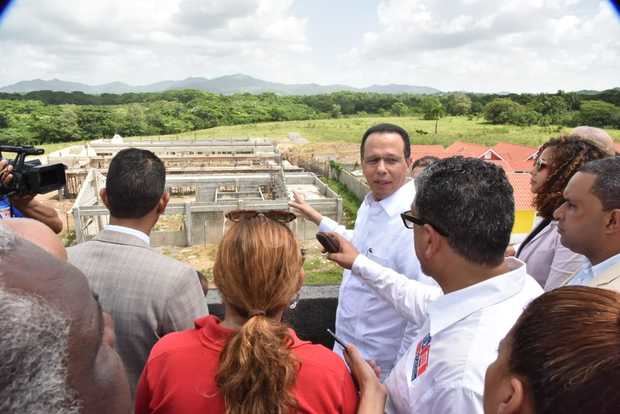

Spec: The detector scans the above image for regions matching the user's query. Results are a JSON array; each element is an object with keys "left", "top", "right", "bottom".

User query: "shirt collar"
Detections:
[
  {"left": 427, "top": 257, "right": 527, "bottom": 337},
  {"left": 591, "top": 252, "right": 620, "bottom": 278},
  {"left": 104, "top": 224, "right": 150, "bottom": 246},
  {"left": 198, "top": 315, "right": 308, "bottom": 350},
  {"left": 364, "top": 179, "right": 416, "bottom": 217}
]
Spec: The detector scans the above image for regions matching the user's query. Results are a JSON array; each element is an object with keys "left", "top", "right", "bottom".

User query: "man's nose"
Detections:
[{"left": 376, "top": 159, "right": 387, "bottom": 173}]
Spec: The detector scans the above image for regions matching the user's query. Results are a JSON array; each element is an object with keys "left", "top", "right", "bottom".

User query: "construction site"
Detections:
[{"left": 48, "top": 137, "right": 343, "bottom": 250}]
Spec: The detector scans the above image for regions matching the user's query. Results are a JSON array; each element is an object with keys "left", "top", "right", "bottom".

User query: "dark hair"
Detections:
[
  {"left": 360, "top": 123, "right": 411, "bottom": 160},
  {"left": 578, "top": 156, "right": 620, "bottom": 211},
  {"left": 534, "top": 136, "right": 608, "bottom": 218},
  {"left": 105, "top": 148, "right": 166, "bottom": 218},
  {"left": 509, "top": 286, "right": 620, "bottom": 414},
  {"left": 414, "top": 156, "right": 514, "bottom": 266},
  {"left": 412, "top": 156, "right": 439, "bottom": 170}
]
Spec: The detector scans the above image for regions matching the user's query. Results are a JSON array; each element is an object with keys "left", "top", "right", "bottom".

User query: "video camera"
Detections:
[{"left": 0, "top": 144, "right": 66, "bottom": 197}]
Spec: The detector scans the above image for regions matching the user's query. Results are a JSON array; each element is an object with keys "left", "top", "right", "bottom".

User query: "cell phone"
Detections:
[
  {"left": 316, "top": 232, "right": 340, "bottom": 253},
  {"left": 326, "top": 328, "right": 347, "bottom": 348}
]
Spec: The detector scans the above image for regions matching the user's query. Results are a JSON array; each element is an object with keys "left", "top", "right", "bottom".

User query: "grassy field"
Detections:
[
  {"left": 40, "top": 116, "right": 620, "bottom": 152},
  {"left": 125, "top": 115, "right": 620, "bottom": 147}
]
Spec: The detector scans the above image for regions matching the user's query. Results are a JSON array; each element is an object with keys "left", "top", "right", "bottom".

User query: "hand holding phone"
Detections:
[
  {"left": 326, "top": 328, "right": 347, "bottom": 348},
  {"left": 316, "top": 232, "right": 340, "bottom": 253}
]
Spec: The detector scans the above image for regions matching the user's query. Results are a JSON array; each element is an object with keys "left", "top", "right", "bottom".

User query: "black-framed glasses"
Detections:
[
  {"left": 225, "top": 209, "right": 297, "bottom": 223},
  {"left": 400, "top": 211, "right": 448, "bottom": 237}
]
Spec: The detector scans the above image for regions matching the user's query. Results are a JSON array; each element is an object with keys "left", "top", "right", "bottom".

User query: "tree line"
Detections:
[{"left": 0, "top": 88, "right": 618, "bottom": 145}]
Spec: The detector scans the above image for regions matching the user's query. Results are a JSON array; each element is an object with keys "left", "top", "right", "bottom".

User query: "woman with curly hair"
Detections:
[
  {"left": 515, "top": 135, "right": 611, "bottom": 289},
  {"left": 135, "top": 210, "right": 358, "bottom": 414}
]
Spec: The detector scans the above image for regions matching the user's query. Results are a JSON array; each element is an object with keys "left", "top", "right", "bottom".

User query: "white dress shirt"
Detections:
[
  {"left": 320, "top": 179, "right": 435, "bottom": 378},
  {"left": 104, "top": 224, "right": 151, "bottom": 246},
  {"left": 352, "top": 255, "right": 542, "bottom": 413}
]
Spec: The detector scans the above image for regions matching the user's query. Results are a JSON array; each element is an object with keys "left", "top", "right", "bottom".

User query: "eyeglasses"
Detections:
[
  {"left": 534, "top": 158, "right": 549, "bottom": 172},
  {"left": 400, "top": 210, "right": 448, "bottom": 237},
  {"left": 225, "top": 209, "right": 297, "bottom": 223}
]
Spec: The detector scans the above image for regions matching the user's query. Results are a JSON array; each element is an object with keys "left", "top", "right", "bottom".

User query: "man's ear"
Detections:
[
  {"left": 422, "top": 224, "right": 441, "bottom": 260},
  {"left": 156, "top": 192, "right": 170, "bottom": 214},
  {"left": 497, "top": 377, "right": 526, "bottom": 414},
  {"left": 406, "top": 155, "right": 414, "bottom": 169},
  {"left": 100, "top": 188, "right": 110, "bottom": 210},
  {"left": 605, "top": 209, "right": 620, "bottom": 235}
]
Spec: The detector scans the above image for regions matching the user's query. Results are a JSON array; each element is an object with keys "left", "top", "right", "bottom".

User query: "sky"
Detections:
[{"left": 0, "top": 0, "right": 619, "bottom": 93}]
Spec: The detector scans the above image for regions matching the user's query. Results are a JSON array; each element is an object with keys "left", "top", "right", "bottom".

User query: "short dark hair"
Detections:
[
  {"left": 414, "top": 157, "right": 514, "bottom": 266},
  {"left": 510, "top": 286, "right": 620, "bottom": 414},
  {"left": 412, "top": 156, "right": 439, "bottom": 170},
  {"left": 578, "top": 156, "right": 620, "bottom": 211},
  {"left": 105, "top": 148, "right": 166, "bottom": 218},
  {"left": 360, "top": 123, "right": 411, "bottom": 160}
]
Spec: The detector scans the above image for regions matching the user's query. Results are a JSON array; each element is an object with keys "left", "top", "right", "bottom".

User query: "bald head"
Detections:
[
  {"left": 0, "top": 218, "right": 67, "bottom": 261},
  {"left": 0, "top": 228, "right": 132, "bottom": 414},
  {"left": 571, "top": 126, "right": 616, "bottom": 156}
]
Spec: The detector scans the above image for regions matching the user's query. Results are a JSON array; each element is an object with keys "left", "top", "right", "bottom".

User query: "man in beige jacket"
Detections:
[{"left": 554, "top": 156, "right": 620, "bottom": 291}]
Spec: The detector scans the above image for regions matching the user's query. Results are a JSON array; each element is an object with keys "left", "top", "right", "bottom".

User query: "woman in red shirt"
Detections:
[{"left": 135, "top": 210, "right": 359, "bottom": 414}]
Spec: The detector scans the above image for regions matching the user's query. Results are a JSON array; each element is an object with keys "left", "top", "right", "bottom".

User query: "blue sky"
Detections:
[{"left": 0, "top": 0, "right": 618, "bottom": 92}]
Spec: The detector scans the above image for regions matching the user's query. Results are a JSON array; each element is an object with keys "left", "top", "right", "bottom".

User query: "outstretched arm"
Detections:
[
  {"left": 327, "top": 233, "right": 442, "bottom": 326},
  {"left": 289, "top": 191, "right": 354, "bottom": 240}
]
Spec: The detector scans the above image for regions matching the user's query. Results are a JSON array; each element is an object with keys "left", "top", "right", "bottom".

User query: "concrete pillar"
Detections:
[{"left": 184, "top": 201, "right": 192, "bottom": 246}]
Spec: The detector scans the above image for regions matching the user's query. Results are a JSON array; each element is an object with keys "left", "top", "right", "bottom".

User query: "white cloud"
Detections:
[
  {"left": 344, "top": 0, "right": 620, "bottom": 91},
  {"left": 0, "top": 0, "right": 309, "bottom": 85},
  {"left": 0, "top": 0, "right": 617, "bottom": 92}
]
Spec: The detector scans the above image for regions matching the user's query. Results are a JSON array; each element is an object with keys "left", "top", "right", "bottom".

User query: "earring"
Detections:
[{"left": 289, "top": 292, "right": 300, "bottom": 309}]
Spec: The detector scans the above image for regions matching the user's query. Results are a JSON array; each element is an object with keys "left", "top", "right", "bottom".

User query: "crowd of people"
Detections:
[{"left": 0, "top": 123, "right": 619, "bottom": 414}]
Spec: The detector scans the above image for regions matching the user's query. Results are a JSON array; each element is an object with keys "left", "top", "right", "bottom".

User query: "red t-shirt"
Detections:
[{"left": 135, "top": 315, "right": 359, "bottom": 414}]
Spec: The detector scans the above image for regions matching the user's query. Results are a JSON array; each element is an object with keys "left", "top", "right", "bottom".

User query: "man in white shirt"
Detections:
[
  {"left": 68, "top": 148, "right": 207, "bottom": 394},
  {"left": 555, "top": 157, "right": 620, "bottom": 291},
  {"left": 290, "top": 123, "right": 432, "bottom": 378},
  {"left": 328, "top": 157, "right": 543, "bottom": 413}
]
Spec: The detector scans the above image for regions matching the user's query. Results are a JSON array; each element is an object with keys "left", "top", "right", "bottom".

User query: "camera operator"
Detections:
[{"left": 0, "top": 159, "right": 62, "bottom": 234}]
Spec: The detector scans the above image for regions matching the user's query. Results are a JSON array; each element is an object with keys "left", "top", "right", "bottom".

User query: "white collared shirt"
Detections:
[
  {"left": 568, "top": 252, "right": 620, "bottom": 286},
  {"left": 352, "top": 255, "right": 542, "bottom": 413},
  {"left": 320, "top": 179, "right": 436, "bottom": 378},
  {"left": 104, "top": 224, "right": 151, "bottom": 246}
]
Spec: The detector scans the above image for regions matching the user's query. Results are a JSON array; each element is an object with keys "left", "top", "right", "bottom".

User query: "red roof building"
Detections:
[{"left": 410, "top": 141, "right": 537, "bottom": 218}]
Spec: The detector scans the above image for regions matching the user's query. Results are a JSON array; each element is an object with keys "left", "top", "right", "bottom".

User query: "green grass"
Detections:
[
  {"left": 37, "top": 116, "right": 620, "bottom": 150},
  {"left": 303, "top": 252, "right": 343, "bottom": 285},
  {"left": 126, "top": 115, "right": 620, "bottom": 147},
  {"left": 325, "top": 177, "right": 361, "bottom": 228},
  {"left": 39, "top": 140, "right": 87, "bottom": 154}
]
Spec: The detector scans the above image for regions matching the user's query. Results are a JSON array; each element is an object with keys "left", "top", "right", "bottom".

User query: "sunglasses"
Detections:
[
  {"left": 400, "top": 210, "right": 448, "bottom": 237},
  {"left": 225, "top": 209, "right": 297, "bottom": 224},
  {"left": 534, "top": 158, "right": 549, "bottom": 172}
]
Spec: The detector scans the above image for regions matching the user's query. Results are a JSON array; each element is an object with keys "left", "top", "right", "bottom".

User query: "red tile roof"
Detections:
[
  {"left": 409, "top": 141, "right": 537, "bottom": 211},
  {"left": 411, "top": 145, "right": 445, "bottom": 161},
  {"left": 507, "top": 173, "right": 535, "bottom": 210},
  {"left": 491, "top": 142, "right": 538, "bottom": 172},
  {"left": 444, "top": 141, "right": 488, "bottom": 157}
]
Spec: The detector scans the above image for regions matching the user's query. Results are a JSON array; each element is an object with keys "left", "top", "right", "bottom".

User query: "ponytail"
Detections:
[{"left": 216, "top": 314, "right": 299, "bottom": 414}]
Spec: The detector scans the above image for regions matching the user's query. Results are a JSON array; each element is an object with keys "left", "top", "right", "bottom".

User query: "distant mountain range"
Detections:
[{"left": 0, "top": 74, "right": 442, "bottom": 95}]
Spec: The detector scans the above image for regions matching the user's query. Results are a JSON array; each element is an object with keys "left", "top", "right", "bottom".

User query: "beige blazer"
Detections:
[
  {"left": 562, "top": 257, "right": 620, "bottom": 292},
  {"left": 68, "top": 229, "right": 208, "bottom": 394}
]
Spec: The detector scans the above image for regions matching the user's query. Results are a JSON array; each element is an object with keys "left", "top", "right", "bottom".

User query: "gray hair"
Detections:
[
  {"left": 579, "top": 156, "right": 620, "bottom": 211},
  {"left": 0, "top": 287, "right": 80, "bottom": 414}
]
